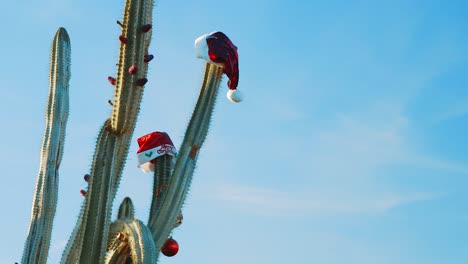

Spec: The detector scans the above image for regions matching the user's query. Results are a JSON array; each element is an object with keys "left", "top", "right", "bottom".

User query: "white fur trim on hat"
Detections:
[
  {"left": 137, "top": 145, "right": 176, "bottom": 166},
  {"left": 194, "top": 33, "right": 223, "bottom": 66},
  {"left": 194, "top": 33, "right": 210, "bottom": 61}
]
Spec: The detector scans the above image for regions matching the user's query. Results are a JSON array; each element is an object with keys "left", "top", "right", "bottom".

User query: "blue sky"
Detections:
[{"left": 1, "top": 0, "right": 468, "bottom": 263}]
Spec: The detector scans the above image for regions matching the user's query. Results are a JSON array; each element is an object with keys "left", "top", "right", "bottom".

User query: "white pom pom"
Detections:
[{"left": 227, "top": 89, "right": 243, "bottom": 103}]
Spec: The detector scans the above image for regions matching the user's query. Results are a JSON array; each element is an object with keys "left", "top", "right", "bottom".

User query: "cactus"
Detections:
[
  {"left": 22, "top": 27, "right": 71, "bottom": 264},
  {"left": 20, "top": 0, "right": 240, "bottom": 263}
]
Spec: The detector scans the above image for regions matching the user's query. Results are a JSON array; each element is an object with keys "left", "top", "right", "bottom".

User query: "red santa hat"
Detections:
[
  {"left": 136, "top": 132, "right": 177, "bottom": 173},
  {"left": 194, "top": 31, "right": 242, "bottom": 103}
]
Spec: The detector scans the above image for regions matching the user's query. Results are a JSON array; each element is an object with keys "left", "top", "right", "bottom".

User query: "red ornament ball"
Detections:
[
  {"left": 135, "top": 78, "right": 148, "bottom": 86},
  {"left": 119, "top": 35, "right": 127, "bottom": 44},
  {"left": 144, "top": 54, "right": 154, "bottom": 63},
  {"left": 161, "top": 238, "right": 179, "bottom": 257},
  {"left": 128, "top": 64, "right": 138, "bottom": 75},
  {"left": 141, "top": 24, "right": 152, "bottom": 33},
  {"left": 108, "top": 76, "right": 116, "bottom": 86}
]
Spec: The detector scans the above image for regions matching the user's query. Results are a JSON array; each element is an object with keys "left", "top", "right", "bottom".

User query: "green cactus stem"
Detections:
[
  {"left": 61, "top": 120, "right": 122, "bottom": 263},
  {"left": 61, "top": 0, "right": 155, "bottom": 261},
  {"left": 118, "top": 197, "right": 136, "bottom": 220},
  {"left": 106, "top": 198, "right": 157, "bottom": 263},
  {"left": 147, "top": 154, "right": 174, "bottom": 233},
  {"left": 150, "top": 63, "right": 224, "bottom": 257},
  {"left": 109, "top": 0, "right": 154, "bottom": 199},
  {"left": 79, "top": 121, "right": 119, "bottom": 263},
  {"left": 22, "top": 27, "right": 71, "bottom": 264},
  {"left": 111, "top": 0, "right": 153, "bottom": 134}
]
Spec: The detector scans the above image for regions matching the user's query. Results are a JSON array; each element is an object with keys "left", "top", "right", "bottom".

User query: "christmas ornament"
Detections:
[
  {"left": 161, "top": 237, "right": 179, "bottom": 257},
  {"left": 141, "top": 24, "right": 152, "bottom": 33},
  {"left": 135, "top": 78, "right": 147, "bottom": 86},
  {"left": 128, "top": 65, "right": 138, "bottom": 75},
  {"left": 107, "top": 76, "right": 116, "bottom": 86},
  {"left": 118, "top": 35, "right": 127, "bottom": 44},
  {"left": 194, "top": 31, "right": 242, "bottom": 102},
  {"left": 144, "top": 54, "right": 154, "bottom": 63},
  {"left": 136, "top": 132, "right": 177, "bottom": 172}
]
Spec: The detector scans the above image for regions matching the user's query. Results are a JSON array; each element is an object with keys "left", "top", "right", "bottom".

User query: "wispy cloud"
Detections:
[
  {"left": 212, "top": 183, "right": 439, "bottom": 216},
  {"left": 204, "top": 108, "right": 461, "bottom": 217},
  {"left": 431, "top": 98, "right": 468, "bottom": 124},
  {"left": 294, "top": 110, "right": 468, "bottom": 184},
  {"left": 404, "top": 154, "right": 468, "bottom": 174}
]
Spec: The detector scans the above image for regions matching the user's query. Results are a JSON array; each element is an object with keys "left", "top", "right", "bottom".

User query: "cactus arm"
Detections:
[
  {"left": 118, "top": 197, "right": 136, "bottom": 220},
  {"left": 80, "top": 124, "right": 117, "bottom": 263},
  {"left": 61, "top": 120, "right": 117, "bottom": 263},
  {"left": 61, "top": 0, "right": 155, "bottom": 261},
  {"left": 110, "top": 0, "right": 154, "bottom": 198},
  {"left": 60, "top": 128, "right": 125, "bottom": 264},
  {"left": 150, "top": 63, "right": 223, "bottom": 254},
  {"left": 111, "top": 133, "right": 133, "bottom": 198},
  {"left": 106, "top": 198, "right": 157, "bottom": 264},
  {"left": 147, "top": 155, "right": 174, "bottom": 233},
  {"left": 22, "top": 27, "right": 71, "bottom": 264},
  {"left": 111, "top": 0, "right": 153, "bottom": 134},
  {"left": 59, "top": 203, "right": 85, "bottom": 263},
  {"left": 106, "top": 220, "right": 157, "bottom": 264}
]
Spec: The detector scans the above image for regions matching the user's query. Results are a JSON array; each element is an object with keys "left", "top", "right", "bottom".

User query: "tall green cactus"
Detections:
[
  {"left": 22, "top": 27, "right": 70, "bottom": 264},
  {"left": 21, "top": 0, "right": 240, "bottom": 263}
]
